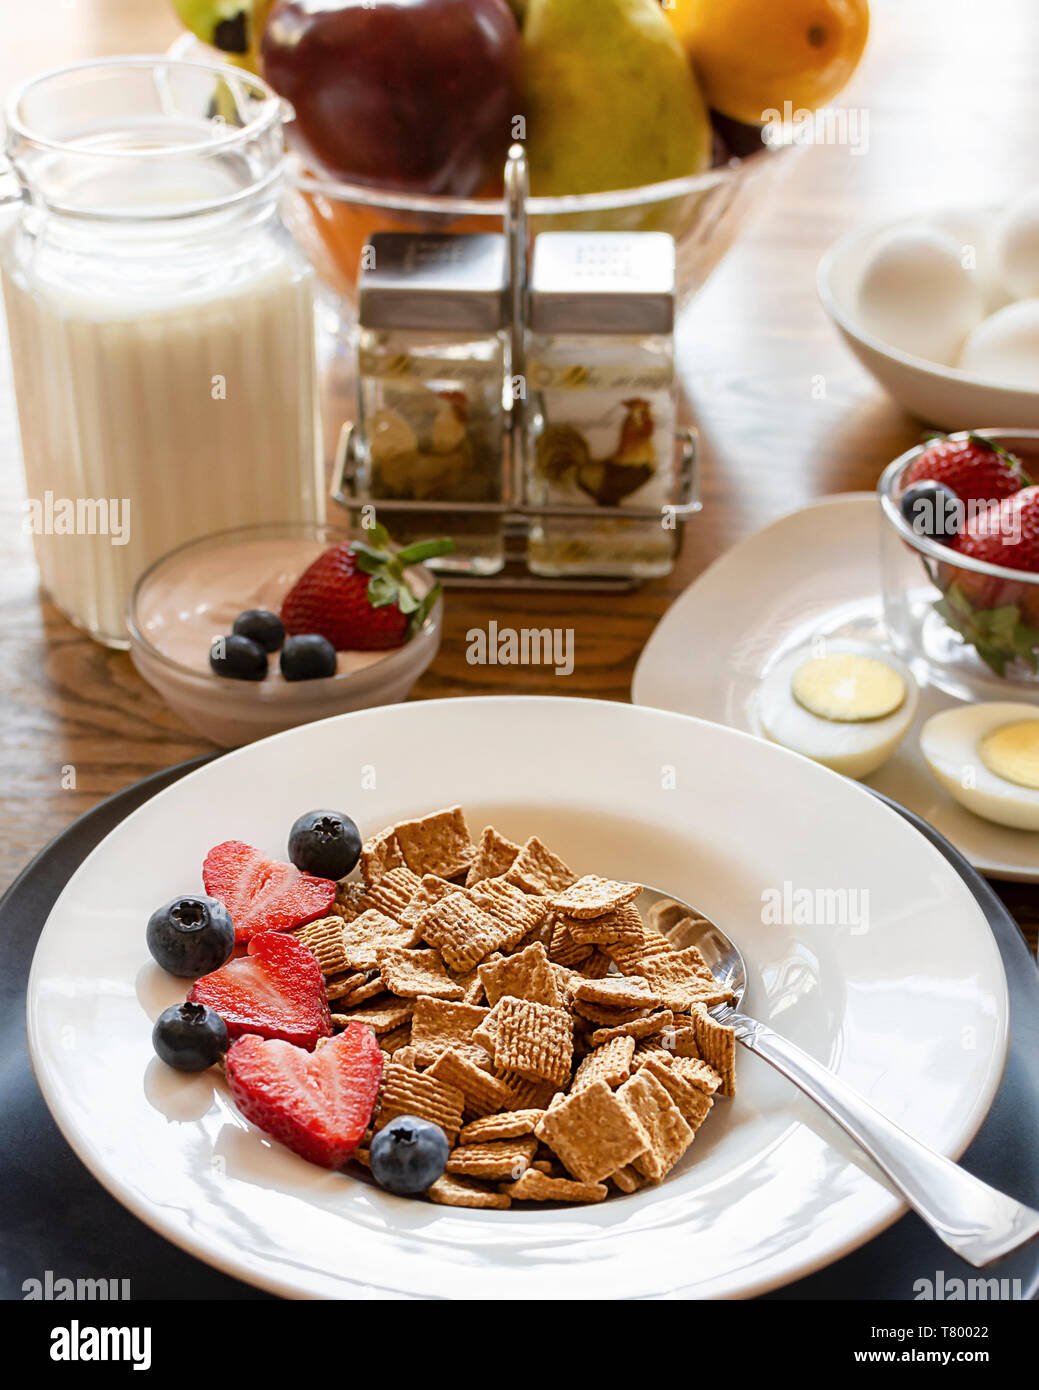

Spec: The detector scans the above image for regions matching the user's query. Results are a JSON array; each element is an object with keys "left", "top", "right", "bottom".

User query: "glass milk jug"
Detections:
[{"left": 0, "top": 57, "right": 324, "bottom": 647}]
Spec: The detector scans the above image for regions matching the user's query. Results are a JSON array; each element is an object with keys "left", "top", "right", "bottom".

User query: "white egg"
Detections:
[
  {"left": 855, "top": 223, "right": 985, "bottom": 366},
  {"left": 757, "top": 640, "right": 919, "bottom": 779},
  {"left": 928, "top": 206, "right": 1010, "bottom": 313},
  {"left": 958, "top": 298, "right": 1039, "bottom": 390},
  {"left": 920, "top": 701, "right": 1039, "bottom": 831},
  {"left": 994, "top": 187, "right": 1039, "bottom": 301}
]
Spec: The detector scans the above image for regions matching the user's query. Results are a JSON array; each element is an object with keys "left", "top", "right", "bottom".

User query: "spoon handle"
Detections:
[{"left": 721, "top": 1007, "right": 1039, "bottom": 1268}]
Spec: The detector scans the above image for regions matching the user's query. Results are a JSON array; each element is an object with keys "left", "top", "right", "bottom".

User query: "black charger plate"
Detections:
[{"left": 1, "top": 762, "right": 1037, "bottom": 1300}]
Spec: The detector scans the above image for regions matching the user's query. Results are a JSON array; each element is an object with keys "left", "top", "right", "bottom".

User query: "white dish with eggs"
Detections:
[
  {"left": 632, "top": 494, "right": 1039, "bottom": 881},
  {"left": 819, "top": 199, "right": 1039, "bottom": 429}
]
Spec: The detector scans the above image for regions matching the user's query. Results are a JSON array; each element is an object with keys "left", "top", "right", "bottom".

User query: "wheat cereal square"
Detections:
[
  {"left": 356, "top": 866, "right": 424, "bottom": 920},
  {"left": 324, "top": 970, "right": 368, "bottom": 1001},
  {"left": 426, "top": 1048, "right": 514, "bottom": 1118},
  {"left": 670, "top": 1055, "right": 722, "bottom": 1096},
  {"left": 410, "top": 996, "right": 491, "bottom": 1067},
  {"left": 573, "top": 974, "right": 663, "bottom": 1010},
  {"left": 333, "top": 881, "right": 368, "bottom": 923},
  {"left": 505, "top": 836, "right": 577, "bottom": 895},
  {"left": 376, "top": 946, "right": 464, "bottom": 1000},
  {"left": 496, "top": 1071, "right": 560, "bottom": 1111},
  {"left": 335, "top": 971, "right": 387, "bottom": 1007},
  {"left": 378, "top": 1022, "right": 412, "bottom": 1055},
  {"left": 535, "top": 1079, "right": 650, "bottom": 1184},
  {"left": 457, "top": 1109, "right": 545, "bottom": 1145},
  {"left": 663, "top": 914, "right": 714, "bottom": 951},
  {"left": 333, "top": 997, "right": 413, "bottom": 1034},
  {"left": 617, "top": 1070, "right": 694, "bottom": 1180},
  {"left": 399, "top": 873, "right": 458, "bottom": 928},
  {"left": 571, "top": 1034, "right": 636, "bottom": 1091},
  {"left": 549, "top": 875, "right": 643, "bottom": 919},
  {"left": 588, "top": 1010, "right": 675, "bottom": 1047},
  {"left": 641, "top": 1056, "right": 715, "bottom": 1128},
  {"left": 478, "top": 940, "right": 561, "bottom": 1008},
  {"left": 469, "top": 878, "right": 552, "bottom": 948},
  {"left": 609, "top": 1165, "right": 643, "bottom": 1194},
  {"left": 446, "top": 1135, "right": 538, "bottom": 1181},
  {"left": 417, "top": 892, "right": 507, "bottom": 973},
  {"left": 291, "top": 916, "right": 352, "bottom": 976},
  {"left": 360, "top": 827, "right": 404, "bottom": 884},
  {"left": 465, "top": 827, "right": 522, "bottom": 887},
  {"left": 563, "top": 901, "right": 644, "bottom": 947},
  {"left": 337, "top": 908, "right": 421, "bottom": 971},
  {"left": 499, "top": 1169, "right": 608, "bottom": 1204},
  {"left": 427, "top": 1174, "right": 511, "bottom": 1209},
  {"left": 393, "top": 805, "right": 474, "bottom": 880},
  {"left": 374, "top": 1061, "right": 464, "bottom": 1139},
  {"left": 688, "top": 1005, "right": 736, "bottom": 1095},
  {"left": 492, "top": 996, "right": 573, "bottom": 1088},
  {"left": 604, "top": 929, "right": 676, "bottom": 975},
  {"left": 546, "top": 920, "right": 594, "bottom": 967}
]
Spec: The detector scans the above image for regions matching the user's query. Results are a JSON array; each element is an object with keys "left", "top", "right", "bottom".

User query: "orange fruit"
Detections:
[{"left": 663, "top": 0, "right": 870, "bottom": 125}]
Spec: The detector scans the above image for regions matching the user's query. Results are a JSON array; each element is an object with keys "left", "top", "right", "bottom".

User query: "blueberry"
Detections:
[
  {"left": 146, "top": 895, "right": 235, "bottom": 978},
  {"left": 280, "top": 633, "right": 337, "bottom": 681},
  {"left": 369, "top": 1115, "right": 449, "bottom": 1196},
  {"left": 153, "top": 1001, "right": 228, "bottom": 1072},
  {"left": 288, "top": 810, "right": 362, "bottom": 880},
  {"left": 899, "top": 480, "right": 961, "bottom": 543},
  {"left": 232, "top": 608, "right": 285, "bottom": 652},
  {"left": 209, "top": 633, "right": 267, "bottom": 681}
]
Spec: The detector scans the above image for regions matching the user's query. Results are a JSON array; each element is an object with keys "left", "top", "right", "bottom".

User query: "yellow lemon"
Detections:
[{"left": 663, "top": 0, "right": 870, "bottom": 125}]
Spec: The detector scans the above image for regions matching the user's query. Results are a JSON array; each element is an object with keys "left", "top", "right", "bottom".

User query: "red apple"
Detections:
[{"left": 261, "top": 0, "right": 521, "bottom": 197}]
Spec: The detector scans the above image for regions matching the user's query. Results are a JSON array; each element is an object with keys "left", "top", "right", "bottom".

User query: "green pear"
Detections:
[{"left": 522, "top": 0, "right": 712, "bottom": 197}]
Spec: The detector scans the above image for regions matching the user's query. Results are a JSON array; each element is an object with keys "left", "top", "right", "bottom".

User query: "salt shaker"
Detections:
[
  {"left": 356, "top": 233, "right": 509, "bottom": 574},
  {"left": 525, "top": 232, "right": 678, "bottom": 579}
]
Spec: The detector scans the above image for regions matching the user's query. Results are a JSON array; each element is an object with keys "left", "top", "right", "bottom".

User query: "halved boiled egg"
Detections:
[
  {"left": 920, "top": 701, "right": 1039, "bottom": 831},
  {"left": 758, "top": 640, "right": 919, "bottom": 779}
]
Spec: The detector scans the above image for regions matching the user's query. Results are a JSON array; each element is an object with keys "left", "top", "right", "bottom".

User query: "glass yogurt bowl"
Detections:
[
  {"left": 128, "top": 522, "right": 442, "bottom": 746},
  {"left": 878, "top": 430, "right": 1039, "bottom": 702}
]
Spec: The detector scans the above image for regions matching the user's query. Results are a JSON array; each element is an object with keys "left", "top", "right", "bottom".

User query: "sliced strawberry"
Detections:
[
  {"left": 225, "top": 1022, "right": 384, "bottom": 1169},
  {"left": 202, "top": 840, "right": 336, "bottom": 945},
  {"left": 188, "top": 931, "right": 332, "bottom": 1050}
]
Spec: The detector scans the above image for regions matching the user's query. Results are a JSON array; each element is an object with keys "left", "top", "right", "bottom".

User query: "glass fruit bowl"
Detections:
[
  {"left": 878, "top": 430, "right": 1039, "bottom": 702},
  {"left": 167, "top": 34, "right": 792, "bottom": 310}
]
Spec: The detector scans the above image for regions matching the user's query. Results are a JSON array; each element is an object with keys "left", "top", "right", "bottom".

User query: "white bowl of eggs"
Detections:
[{"left": 818, "top": 194, "right": 1039, "bottom": 429}]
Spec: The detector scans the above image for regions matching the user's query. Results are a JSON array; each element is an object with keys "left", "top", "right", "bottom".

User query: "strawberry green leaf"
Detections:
[
  {"left": 396, "top": 585, "right": 420, "bottom": 615},
  {"left": 407, "top": 585, "right": 441, "bottom": 638},
  {"left": 360, "top": 521, "right": 390, "bottom": 548},
  {"left": 934, "top": 588, "right": 1039, "bottom": 676},
  {"left": 396, "top": 537, "right": 457, "bottom": 565},
  {"left": 366, "top": 572, "right": 399, "bottom": 609}
]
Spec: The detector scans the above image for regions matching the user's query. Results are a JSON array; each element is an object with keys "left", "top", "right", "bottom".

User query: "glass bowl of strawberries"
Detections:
[
  {"left": 127, "top": 521, "right": 449, "bottom": 746},
  {"left": 878, "top": 430, "right": 1039, "bottom": 701}
]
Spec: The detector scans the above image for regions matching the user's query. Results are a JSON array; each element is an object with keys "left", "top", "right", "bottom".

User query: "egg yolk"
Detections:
[
  {"left": 977, "top": 719, "right": 1039, "bottom": 790},
  {"left": 791, "top": 653, "right": 907, "bottom": 723}
]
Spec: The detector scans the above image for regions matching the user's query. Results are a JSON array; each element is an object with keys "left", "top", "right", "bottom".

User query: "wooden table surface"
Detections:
[{"left": 1, "top": 0, "right": 1037, "bottom": 951}]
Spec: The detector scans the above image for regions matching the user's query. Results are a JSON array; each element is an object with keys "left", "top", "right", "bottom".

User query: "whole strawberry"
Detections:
[
  {"left": 281, "top": 525, "right": 454, "bottom": 652},
  {"left": 936, "top": 486, "right": 1039, "bottom": 675},
  {"left": 903, "top": 434, "right": 1030, "bottom": 507}
]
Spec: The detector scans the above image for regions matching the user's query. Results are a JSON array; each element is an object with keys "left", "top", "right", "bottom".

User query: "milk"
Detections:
[{"left": 2, "top": 145, "right": 324, "bottom": 646}]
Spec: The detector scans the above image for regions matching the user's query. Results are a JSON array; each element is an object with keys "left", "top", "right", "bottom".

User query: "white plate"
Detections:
[
  {"left": 633, "top": 494, "right": 1039, "bottom": 882},
  {"left": 27, "top": 697, "right": 1008, "bottom": 1300}
]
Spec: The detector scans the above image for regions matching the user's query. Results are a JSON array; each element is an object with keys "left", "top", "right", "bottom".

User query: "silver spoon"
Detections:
[{"left": 642, "top": 889, "right": 1039, "bottom": 1269}]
